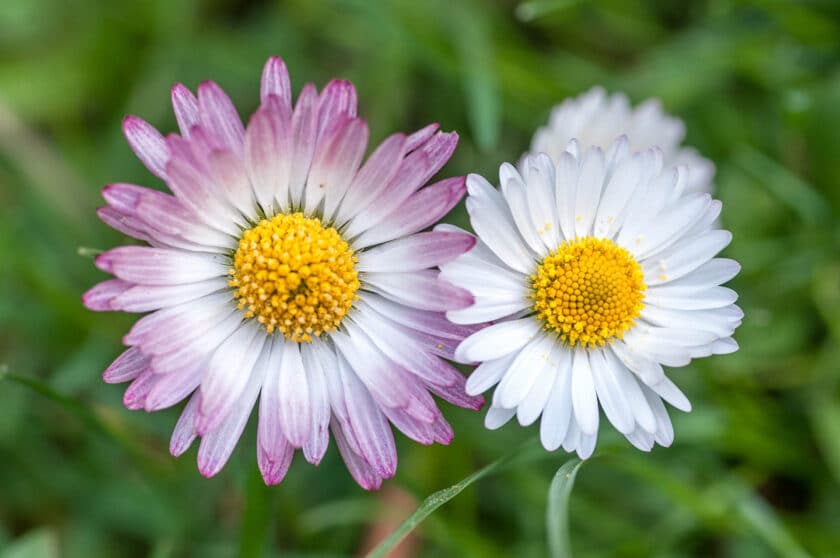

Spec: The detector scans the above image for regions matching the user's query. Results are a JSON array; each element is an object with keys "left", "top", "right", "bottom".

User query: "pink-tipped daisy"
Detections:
[
  {"left": 529, "top": 87, "right": 715, "bottom": 193},
  {"left": 84, "top": 56, "right": 483, "bottom": 489},
  {"left": 441, "top": 139, "right": 741, "bottom": 458}
]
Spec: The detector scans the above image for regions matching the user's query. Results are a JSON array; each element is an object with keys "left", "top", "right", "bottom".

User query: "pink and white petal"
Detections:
[
  {"left": 123, "top": 370, "right": 158, "bottom": 410},
  {"left": 358, "top": 292, "right": 476, "bottom": 342},
  {"left": 95, "top": 246, "right": 228, "bottom": 286},
  {"left": 245, "top": 99, "right": 293, "bottom": 213},
  {"left": 381, "top": 406, "right": 437, "bottom": 445},
  {"left": 424, "top": 371, "right": 484, "bottom": 411},
  {"left": 334, "top": 133, "right": 406, "bottom": 226},
  {"left": 276, "top": 342, "right": 311, "bottom": 448},
  {"left": 363, "top": 270, "right": 473, "bottom": 312},
  {"left": 171, "top": 84, "right": 199, "bottom": 137},
  {"left": 260, "top": 56, "right": 292, "bottom": 109},
  {"left": 299, "top": 341, "right": 331, "bottom": 464},
  {"left": 337, "top": 360, "right": 397, "bottom": 478},
  {"left": 351, "top": 176, "right": 466, "bottom": 248},
  {"left": 207, "top": 148, "right": 255, "bottom": 217},
  {"left": 571, "top": 349, "right": 599, "bottom": 436},
  {"left": 123, "top": 116, "right": 169, "bottom": 180},
  {"left": 198, "top": 321, "right": 265, "bottom": 435},
  {"left": 83, "top": 279, "right": 133, "bottom": 311},
  {"left": 170, "top": 394, "right": 200, "bottom": 457},
  {"left": 288, "top": 83, "right": 319, "bottom": 205},
  {"left": 454, "top": 318, "right": 541, "bottom": 364},
  {"left": 144, "top": 361, "right": 204, "bottom": 411},
  {"left": 197, "top": 354, "right": 264, "bottom": 478},
  {"left": 404, "top": 123, "right": 439, "bottom": 152},
  {"left": 103, "top": 347, "right": 150, "bottom": 384},
  {"left": 356, "top": 231, "right": 475, "bottom": 273},
  {"left": 96, "top": 207, "right": 154, "bottom": 244},
  {"left": 197, "top": 81, "right": 245, "bottom": 154},
  {"left": 112, "top": 277, "right": 227, "bottom": 313},
  {"left": 331, "top": 418, "right": 383, "bottom": 491},
  {"left": 306, "top": 118, "right": 369, "bottom": 218},
  {"left": 257, "top": 338, "right": 295, "bottom": 485},
  {"left": 316, "top": 80, "right": 358, "bottom": 142}
]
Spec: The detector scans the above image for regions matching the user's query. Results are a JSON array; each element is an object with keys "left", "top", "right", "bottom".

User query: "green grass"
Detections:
[{"left": 2, "top": 0, "right": 839, "bottom": 556}]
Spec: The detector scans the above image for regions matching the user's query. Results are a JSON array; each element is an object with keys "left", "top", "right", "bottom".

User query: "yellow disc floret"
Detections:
[
  {"left": 531, "top": 237, "right": 645, "bottom": 348},
  {"left": 230, "top": 212, "right": 360, "bottom": 342}
]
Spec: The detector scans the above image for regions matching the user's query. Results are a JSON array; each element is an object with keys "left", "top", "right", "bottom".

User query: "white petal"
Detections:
[
  {"left": 571, "top": 348, "right": 599, "bottom": 435},
  {"left": 454, "top": 318, "right": 541, "bottom": 363}
]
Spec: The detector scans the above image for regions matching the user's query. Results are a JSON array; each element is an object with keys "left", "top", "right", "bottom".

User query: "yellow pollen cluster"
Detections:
[
  {"left": 530, "top": 237, "right": 646, "bottom": 348},
  {"left": 229, "top": 212, "right": 360, "bottom": 342}
]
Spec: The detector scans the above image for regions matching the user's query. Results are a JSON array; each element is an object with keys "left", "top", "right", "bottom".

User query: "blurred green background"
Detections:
[{"left": 2, "top": 0, "right": 840, "bottom": 556}]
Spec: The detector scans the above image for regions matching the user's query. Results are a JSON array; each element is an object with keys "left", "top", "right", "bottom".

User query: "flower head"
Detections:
[
  {"left": 442, "top": 139, "right": 741, "bottom": 458},
  {"left": 529, "top": 87, "right": 715, "bottom": 193},
  {"left": 84, "top": 56, "right": 483, "bottom": 488}
]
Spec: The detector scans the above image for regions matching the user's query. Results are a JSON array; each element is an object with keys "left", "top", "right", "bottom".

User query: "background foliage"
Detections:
[{"left": 1, "top": 0, "right": 839, "bottom": 556}]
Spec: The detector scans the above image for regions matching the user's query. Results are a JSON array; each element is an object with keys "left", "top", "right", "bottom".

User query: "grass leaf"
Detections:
[{"left": 546, "top": 458, "right": 583, "bottom": 558}]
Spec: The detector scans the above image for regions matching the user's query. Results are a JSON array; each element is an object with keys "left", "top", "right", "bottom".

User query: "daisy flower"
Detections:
[
  {"left": 529, "top": 87, "right": 715, "bottom": 193},
  {"left": 83, "top": 56, "right": 483, "bottom": 489},
  {"left": 441, "top": 139, "right": 741, "bottom": 458}
]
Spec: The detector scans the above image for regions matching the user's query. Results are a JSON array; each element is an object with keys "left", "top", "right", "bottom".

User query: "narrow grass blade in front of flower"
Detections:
[{"left": 546, "top": 458, "right": 584, "bottom": 558}]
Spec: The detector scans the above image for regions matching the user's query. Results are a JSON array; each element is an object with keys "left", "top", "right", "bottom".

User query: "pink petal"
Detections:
[
  {"left": 82, "top": 279, "right": 133, "bottom": 311},
  {"left": 363, "top": 270, "right": 474, "bottom": 312},
  {"left": 95, "top": 246, "right": 228, "bottom": 286},
  {"left": 277, "top": 343, "right": 311, "bottom": 448},
  {"left": 316, "top": 80, "right": 358, "bottom": 142},
  {"left": 197, "top": 323, "right": 265, "bottom": 435},
  {"left": 103, "top": 347, "right": 150, "bottom": 384},
  {"left": 197, "top": 81, "right": 245, "bottom": 154},
  {"left": 245, "top": 98, "right": 293, "bottom": 212},
  {"left": 123, "top": 370, "right": 158, "bottom": 410},
  {"left": 197, "top": 356, "right": 264, "bottom": 478},
  {"left": 357, "top": 231, "right": 475, "bottom": 273},
  {"left": 352, "top": 176, "right": 466, "bottom": 248},
  {"left": 306, "top": 117, "right": 369, "bottom": 219},
  {"left": 170, "top": 394, "right": 200, "bottom": 457},
  {"left": 405, "top": 123, "right": 440, "bottom": 152},
  {"left": 334, "top": 133, "right": 406, "bottom": 226},
  {"left": 337, "top": 364, "right": 397, "bottom": 479},
  {"left": 260, "top": 56, "right": 292, "bottom": 109},
  {"left": 144, "top": 362, "right": 203, "bottom": 411},
  {"left": 331, "top": 419, "right": 383, "bottom": 491},
  {"left": 112, "top": 278, "right": 227, "bottom": 313},
  {"left": 123, "top": 116, "right": 169, "bottom": 180},
  {"left": 288, "top": 83, "right": 319, "bottom": 204},
  {"left": 257, "top": 339, "right": 295, "bottom": 485},
  {"left": 171, "top": 84, "right": 199, "bottom": 137}
]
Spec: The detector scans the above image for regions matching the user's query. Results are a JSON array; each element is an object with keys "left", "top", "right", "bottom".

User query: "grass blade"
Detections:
[
  {"left": 366, "top": 439, "right": 542, "bottom": 558},
  {"left": 546, "top": 458, "right": 583, "bottom": 558}
]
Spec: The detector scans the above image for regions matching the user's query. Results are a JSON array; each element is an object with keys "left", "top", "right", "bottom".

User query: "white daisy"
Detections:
[
  {"left": 529, "top": 87, "right": 715, "bottom": 193},
  {"left": 441, "top": 139, "right": 741, "bottom": 458},
  {"left": 83, "top": 56, "right": 483, "bottom": 488}
]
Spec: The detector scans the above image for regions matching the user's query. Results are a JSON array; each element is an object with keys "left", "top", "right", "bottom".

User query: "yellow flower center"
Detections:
[
  {"left": 530, "top": 237, "right": 645, "bottom": 348},
  {"left": 229, "top": 212, "right": 360, "bottom": 342}
]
